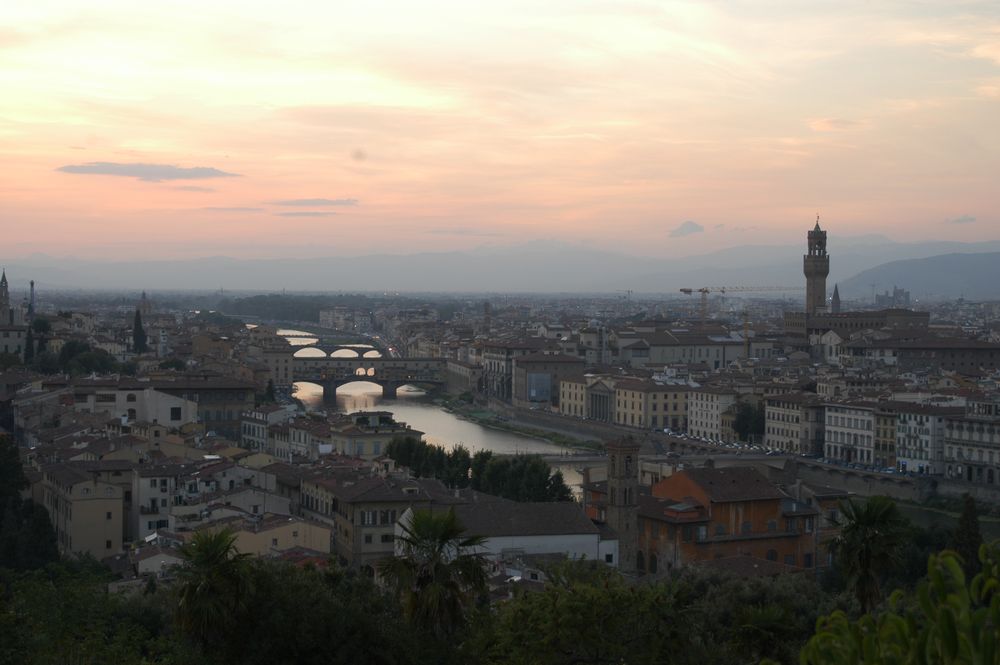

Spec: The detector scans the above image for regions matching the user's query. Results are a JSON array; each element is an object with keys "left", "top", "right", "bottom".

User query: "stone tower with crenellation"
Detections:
[
  {"left": 804, "top": 217, "right": 830, "bottom": 315},
  {"left": 605, "top": 435, "right": 639, "bottom": 573}
]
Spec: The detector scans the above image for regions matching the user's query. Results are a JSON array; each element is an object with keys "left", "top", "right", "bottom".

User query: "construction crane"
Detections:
[{"left": 679, "top": 285, "right": 803, "bottom": 325}]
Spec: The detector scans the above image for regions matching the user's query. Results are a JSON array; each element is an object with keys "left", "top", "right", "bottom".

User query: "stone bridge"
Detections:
[
  {"left": 294, "top": 344, "right": 385, "bottom": 358},
  {"left": 292, "top": 356, "right": 447, "bottom": 399}
]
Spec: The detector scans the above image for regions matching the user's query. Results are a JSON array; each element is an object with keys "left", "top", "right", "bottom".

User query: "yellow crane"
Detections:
[{"left": 679, "top": 285, "right": 803, "bottom": 325}]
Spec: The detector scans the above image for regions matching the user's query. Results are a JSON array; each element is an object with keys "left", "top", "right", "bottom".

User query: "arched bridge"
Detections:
[
  {"left": 293, "top": 344, "right": 385, "bottom": 359},
  {"left": 292, "top": 356, "right": 447, "bottom": 399}
]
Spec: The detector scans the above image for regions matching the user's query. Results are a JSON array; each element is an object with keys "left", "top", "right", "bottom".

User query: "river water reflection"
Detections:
[
  {"left": 281, "top": 331, "right": 582, "bottom": 486},
  {"left": 292, "top": 381, "right": 566, "bottom": 457}
]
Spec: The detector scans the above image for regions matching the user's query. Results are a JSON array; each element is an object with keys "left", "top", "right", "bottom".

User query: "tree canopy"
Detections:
[
  {"left": 385, "top": 437, "right": 572, "bottom": 502},
  {"left": 802, "top": 543, "right": 1000, "bottom": 665}
]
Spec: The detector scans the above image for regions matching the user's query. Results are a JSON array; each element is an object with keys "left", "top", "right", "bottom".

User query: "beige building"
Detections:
[
  {"left": 301, "top": 473, "right": 459, "bottom": 570},
  {"left": 763, "top": 393, "right": 825, "bottom": 454},
  {"left": 688, "top": 387, "right": 739, "bottom": 440},
  {"left": 41, "top": 463, "right": 124, "bottom": 558},
  {"left": 613, "top": 378, "right": 688, "bottom": 431},
  {"left": 166, "top": 514, "right": 332, "bottom": 557}
]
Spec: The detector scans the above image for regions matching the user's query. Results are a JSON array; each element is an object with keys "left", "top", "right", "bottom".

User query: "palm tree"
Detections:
[
  {"left": 174, "top": 528, "right": 252, "bottom": 650},
  {"left": 378, "top": 508, "right": 487, "bottom": 640},
  {"left": 828, "top": 496, "right": 909, "bottom": 613}
]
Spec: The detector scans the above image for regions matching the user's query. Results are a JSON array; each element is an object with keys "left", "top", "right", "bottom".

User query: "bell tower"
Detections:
[
  {"left": 0, "top": 269, "right": 9, "bottom": 323},
  {"left": 605, "top": 435, "right": 639, "bottom": 573},
  {"left": 804, "top": 216, "right": 830, "bottom": 315}
]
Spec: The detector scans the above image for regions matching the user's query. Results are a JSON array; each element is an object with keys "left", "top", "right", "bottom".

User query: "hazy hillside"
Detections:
[
  {"left": 839, "top": 252, "right": 1000, "bottom": 300},
  {"left": 5, "top": 238, "right": 1000, "bottom": 294}
]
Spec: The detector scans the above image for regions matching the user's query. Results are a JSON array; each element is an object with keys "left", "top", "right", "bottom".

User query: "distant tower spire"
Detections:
[
  {"left": 803, "top": 218, "right": 830, "bottom": 316},
  {"left": 831, "top": 283, "right": 841, "bottom": 314},
  {"left": 0, "top": 268, "right": 9, "bottom": 318},
  {"left": 28, "top": 279, "right": 35, "bottom": 319}
]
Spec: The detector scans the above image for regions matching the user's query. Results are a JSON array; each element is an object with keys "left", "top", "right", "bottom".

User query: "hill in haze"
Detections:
[
  {"left": 839, "top": 252, "right": 1000, "bottom": 301},
  {"left": 4, "top": 237, "right": 1000, "bottom": 294}
]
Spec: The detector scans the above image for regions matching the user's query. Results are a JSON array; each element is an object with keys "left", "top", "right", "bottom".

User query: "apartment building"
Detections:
[
  {"left": 40, "top": 463, "right": 124, "bottom": 558},
  {"left": 634, "top": 467, "right": 820, "bottom": 573},
  {"left": 612, "top": 378, "right": 688, "bottom": 431},
  {"left": 823, "top": 401, "right": 877, "bottom": 464},
  {"left": 687, "top": 387, "right": 738, "bottom": 440},
  {"left": 300, "top": 473, "right": 460, "bottom": 570},
  {"left": 895, "top": 404, "right": 963, "bottom": 475},
  {"left": 763, "top": 393, "right": 824, "bottom": 455},
  {"left": 943, "top": 397, "right": 1000, "bottom": 485}
]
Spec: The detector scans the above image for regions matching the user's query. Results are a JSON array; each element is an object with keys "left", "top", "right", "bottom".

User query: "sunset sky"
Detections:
[{"left": 2, "top": 0, "right": 999, "bottom": 260}]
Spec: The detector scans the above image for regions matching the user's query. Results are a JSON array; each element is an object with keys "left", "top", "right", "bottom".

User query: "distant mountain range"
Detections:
[
  {"left": 838, "top": 252, "right": 1000, "bottom": 301},
  {"left": 3, "top": 236, "right": 1000, "bottom": 297}
]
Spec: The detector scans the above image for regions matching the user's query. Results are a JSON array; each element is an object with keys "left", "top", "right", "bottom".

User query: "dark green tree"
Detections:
[
  {"left": 0, "top": 436, "right": 27, "bottom": 506},
  {"left": 263, "top": 379, "right": 277, "bottom": 402},
  {"left": 732, "top": 402, "right": 765, "bottom": 443},
  {"left": 158, "top": 357, "right": 185, "bottom": 371},
  {"left": 483, "top": 562, "right": 694, "bottom": 665},
  {"left": 949, "top": 493, "right": 983, "bottom": 577},
  {"left": 828, "top": 496, "right": 910, "bottom": 613},
  {"left": 0, "top": 436, "right": 58, "bottom": 571},
  {"left": 801, "top": 543, "right": 1000, "bottom": 665},
  {"left": 22, "top": 327, "right": 33, "bottom": 364},
  {"left": 219, "top": 561, "right": 417, "bottom": 665},
  {"left": 378, "top": 509, "right": 487, "bottom": 642},
  {"left": 0, "top": 352, "right": 20, "bottom": 371},
  {"left": 132, "top": 309, "right": 148, "bottom": 354},
  {"left": 31, "top": 318, "right": 51, "bottom": 335},
  {"left": 174, "top": 529, "right": 251, "bottom": 652}
]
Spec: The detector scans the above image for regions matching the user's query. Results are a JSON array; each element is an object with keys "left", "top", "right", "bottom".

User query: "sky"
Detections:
[{"left": 1, "top": 0, "right": 999, "bottom": 260}]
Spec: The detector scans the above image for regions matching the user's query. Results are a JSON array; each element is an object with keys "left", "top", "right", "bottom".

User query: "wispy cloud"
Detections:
[
  {"left": 174, "top": 185, "right": 215, "bottom": 192},
  {"left": 670, "top": 220, "right": 704, "bottom": 238},
  {"left": 275, "top": 211, "right": 337, "bottom": 217},
  {"left": 203, "top": 207, "right": 263, "bottom": 212},
  {"left": 807, "top": 117, "right": 862, "bottom": 132},
  {"left": 56, "top": 162, "right": 240, "bottom": 182},
  {"left": 269, "top": 198, "right": 358, "bottom": 206},
  {"left": 944, "top": 214, "right": 976, "bottom": 225},
  {"left": 428, "top": 227, "right": 505, "bottom": 237}
]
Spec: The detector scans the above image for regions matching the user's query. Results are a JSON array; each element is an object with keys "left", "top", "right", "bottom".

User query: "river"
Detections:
[{"left": 277, "top": 330, "right": 566, "bottom": 455}]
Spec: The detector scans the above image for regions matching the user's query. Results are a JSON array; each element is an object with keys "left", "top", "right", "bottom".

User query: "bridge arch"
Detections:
[{"left": 294, "top": 347, "right": 327, "bottom": 358}]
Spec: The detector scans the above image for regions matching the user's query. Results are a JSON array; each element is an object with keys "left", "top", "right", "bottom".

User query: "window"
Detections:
[
  {"left": 271, "top": 538, "right": 278, "bottom": 547},
  {"left": 767, "top": 520, "right": 777, "bottom": 532},
  {"left": 605, "top": 553, "right": 613, "bottom": 564},
  {"left": 106, "top": 511, "right": 112, "bottom": 520},
  {"left": 170, "top": 407, "right": 182, "bottom": 421},
  {"left": 126, "top": 393, "right": 137, "bottom": 403},
  {"left": 682, "top": 525, "right": 692, "bottom": 542},
  {"left": 804, "top": 553, "right": 814, "bottom": 568},
  {"left": 364, "top": 534, "right": 373, "bottom": 544},
  {"left": 766, "top": 549, "right": 778, "bottom": 561},
  {"left": 105, "top": 540, "right": 112, "bottom": 550},
  {"left": 741, "top": 521, "right": 752, "bottom": 534},
  {"left": 381, "top": 534, "right": 394, "bottom": 543}
]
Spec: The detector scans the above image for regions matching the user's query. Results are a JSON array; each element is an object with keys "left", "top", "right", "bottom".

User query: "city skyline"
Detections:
[{"left": 2, "top": 1, "right": 999, "bottom": 260}]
